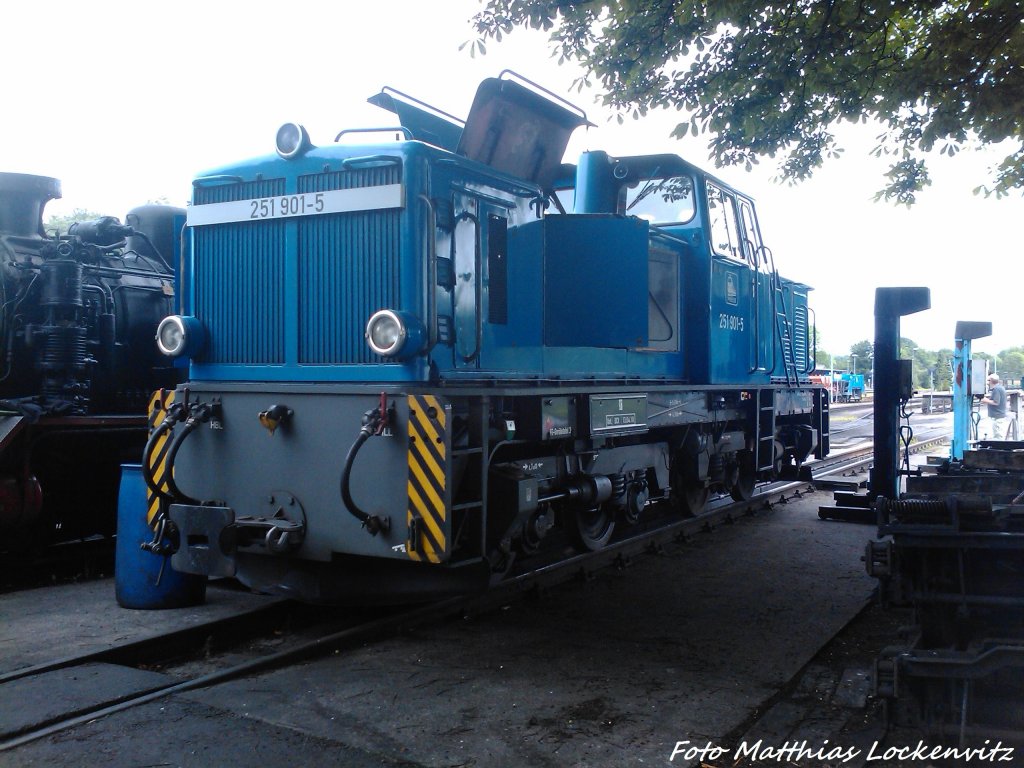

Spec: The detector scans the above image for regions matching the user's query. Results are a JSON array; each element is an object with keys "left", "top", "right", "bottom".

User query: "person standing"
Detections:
[{"left": 980, "top": 373, "right": 1008, "bottom": 440}]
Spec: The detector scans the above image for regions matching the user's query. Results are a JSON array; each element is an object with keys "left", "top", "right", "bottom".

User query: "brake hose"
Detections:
[
  {"left": 161, "top": 404, "right": 211, "bottom": 505},
  {"left": 340, "top": 397, "right": 391, "bottom": 536},
  {"left": 142, "top": 404, "right": 185, "bottom": 501},
  {"left": 142, "top": 401, "right": 208, "bottom": 505}
]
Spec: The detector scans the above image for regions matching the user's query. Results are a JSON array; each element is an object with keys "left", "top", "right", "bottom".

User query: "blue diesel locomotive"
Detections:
[{"left": 147, "top": 73, "right": 828, "bottom": 601}]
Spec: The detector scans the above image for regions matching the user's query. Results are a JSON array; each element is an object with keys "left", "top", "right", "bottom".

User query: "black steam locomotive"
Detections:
[{"left": 0, "top": 172, "right": 182, "bottom": 549}]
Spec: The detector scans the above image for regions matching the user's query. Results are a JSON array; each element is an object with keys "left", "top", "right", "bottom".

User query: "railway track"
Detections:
[
  {"left": 0, "top": 425, "right": 954, "bottom": 751},
  {"left": 0, "top": 486, "right": 820, "bottom": 750}
]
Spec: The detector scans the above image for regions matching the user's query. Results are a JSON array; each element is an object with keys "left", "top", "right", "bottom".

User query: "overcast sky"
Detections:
[{"left": 3, "top": 0, "right": 1020, "bottom": 356}]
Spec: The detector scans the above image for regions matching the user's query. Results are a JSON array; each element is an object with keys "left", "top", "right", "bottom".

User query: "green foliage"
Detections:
[
  {"left": 998, "top": 349, "right": 1024, "bottom": 383},
  {"left": 809, "top": 336, "right": 1019, "bottom": 389},
  {"left": 933, "top": 350, "right": 954, "bottom": 391},
  {"left": 848, "top": 339, "right": 872, "bottom": 375},
  {"left": 469, "top": 0, "right": 1024, "bottom": 203},
  {"left": 809, "top": 322, "right": 824, "bottom": 359},
  {"left": 43, "top": 208, "right": 103, "bottom": 236}
]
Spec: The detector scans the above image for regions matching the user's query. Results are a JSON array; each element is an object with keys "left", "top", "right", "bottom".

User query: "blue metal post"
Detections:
[{"left": 950, "top": 321, "right": 992, "bottom": 460}]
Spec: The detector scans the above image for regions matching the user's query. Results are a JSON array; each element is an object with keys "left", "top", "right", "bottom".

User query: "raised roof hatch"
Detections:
[{"left": 457, "top": 71, "right": 592, "bottom": 188}]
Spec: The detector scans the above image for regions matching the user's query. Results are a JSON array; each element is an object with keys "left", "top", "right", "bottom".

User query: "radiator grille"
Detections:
[
  {"left": 297, "top": 166, "right": 401, "bottom": 364},
  {"left": 794, "top": 302, "right": 808, "bottom": 371},
  {"left": 191, "top": 165, "right": 402, "bottom": 368},
  {"left": 194, "top": 179, "right": 287, "bottom": 364}
]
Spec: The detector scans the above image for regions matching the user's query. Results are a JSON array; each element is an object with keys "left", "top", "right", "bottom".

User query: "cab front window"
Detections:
[{"left": 624, "top": 175, "right": 696, "bottom": 224}]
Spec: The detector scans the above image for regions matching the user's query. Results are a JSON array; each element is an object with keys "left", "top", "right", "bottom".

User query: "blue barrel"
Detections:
[{"left": 115, "top": 464, "right": 207, "bottom": 609}]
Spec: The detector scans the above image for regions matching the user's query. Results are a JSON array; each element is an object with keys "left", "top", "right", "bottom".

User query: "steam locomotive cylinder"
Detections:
[{"left": 36, "top": 258, "right": 89, "bottom": 410}]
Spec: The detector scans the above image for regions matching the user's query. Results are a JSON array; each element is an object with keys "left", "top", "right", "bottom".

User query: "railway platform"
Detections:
[{"left": 0, "top": 489, "right": 958, "bottom": 768}]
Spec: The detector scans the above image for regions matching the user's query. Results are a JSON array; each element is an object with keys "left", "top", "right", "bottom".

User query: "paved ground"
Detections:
[
  {"left": 0, "top": 580, "right": 281, "bottom": 676},
  {"left": 2, "top": 489, "right": 891, "bottom": 768}
]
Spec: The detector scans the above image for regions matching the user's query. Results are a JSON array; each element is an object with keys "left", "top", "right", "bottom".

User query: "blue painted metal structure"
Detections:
[
  {"left": 148, "top": 73, "right": 828, "bottom": 602},
  {"left": 950, "top": 321, "right": 992, "bottom": 460},
  {"left": 838, "top": 373, "right": 865, "bottom": 401},
  {"left": 182, "top": 145, "right": 812, "bottom": 388}
]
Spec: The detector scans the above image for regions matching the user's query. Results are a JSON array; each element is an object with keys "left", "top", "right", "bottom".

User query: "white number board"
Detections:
[{"left": 187, "top": 184, "right": 404, "bottom": 227}]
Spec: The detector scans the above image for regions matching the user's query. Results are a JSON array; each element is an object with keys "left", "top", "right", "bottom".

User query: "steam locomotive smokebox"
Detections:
[
  {"left": 510, "top": 215, "right": 649, "bottom": 349},
  {"left": 115, "top": 464, "right": 207, "bottom": 609}
]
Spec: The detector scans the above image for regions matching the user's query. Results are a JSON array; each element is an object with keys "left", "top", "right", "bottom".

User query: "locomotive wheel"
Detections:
[
  {"left": 669, "top": 445, "right": 709, "bottom": 516},
  {"left": 729, "top": 450, "right": 757, "bottom": 502},
  {"left": 567, "top": 506, "right": 615, "bottom": 552},
  {"left": 487, "top": 548, "right": 516, "bottom": 585},
  {"left": 679, "top": 483, "right": 709, "bottom": 516}
]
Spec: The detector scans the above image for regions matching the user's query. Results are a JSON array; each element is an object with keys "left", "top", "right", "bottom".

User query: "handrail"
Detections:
[
  {"left": 340, "top": 155, "right": 403, "bottom": 170},
  {"left": 192, "top": 175, "right": 244, "bottom": 188},
  {"left": 497, "top": 69, "right": 594, "bottom": 127},
  {"left": 807, "top": 306, "right": 818, "bottom": 375},
  {"left": 334, "top": 126, "right": 413, "bottom": 142},
  {"left": 419, "top": 194, "right": 438, "bottom": 349},
  {"left": 762, "top": 245, "right": 783, "bottom": 379},
  {"left": 748, "top": 243, "right": 765, "bottom": 374},
  {"left": 374, "top": 86, "right": 465, "bottom": 126}
]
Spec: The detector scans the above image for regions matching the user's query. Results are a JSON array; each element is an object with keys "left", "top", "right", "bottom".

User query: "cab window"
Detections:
[
  {"left": 706, "top": 181, "right": 744, "bottom": 262},
  {"left": 624, "top": 175, "right": 696, "bottom": 224},
  {"left": 739, "top": 200, "right": 763, "bottom": 265},
  {"left": 551, "top": 187, "right": 574, "bottom": 214}
]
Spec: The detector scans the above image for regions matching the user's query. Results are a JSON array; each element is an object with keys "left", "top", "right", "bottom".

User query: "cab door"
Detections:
[
  {"left": 451, "top": 193, "right": 482, "bottom": 368},
  {"left": 451, "top": 194, "right": 516, "bottom": 370},
  {"left": 738, "top": 197, "right": 774, "bottom": 376},
  {"left": 706, "top": 181, "right": 757, "bottom": 383}
]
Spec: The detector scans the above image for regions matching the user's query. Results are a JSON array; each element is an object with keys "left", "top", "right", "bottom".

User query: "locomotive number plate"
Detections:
[
  {"left": 718, "top": 313, "right": 745, "bottom": 332},
  {"left": 588, "top": 394, "right": 648, "bottom": 436},
  {"left": 187, "top": 184, "right": 404, "bottom": 226}
]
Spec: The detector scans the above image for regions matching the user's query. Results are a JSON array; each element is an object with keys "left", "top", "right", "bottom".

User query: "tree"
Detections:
[
  {"left": 997, "top": 348, "right": 1024, "bottom": 383},
  {"left": 934, "top": 349, "right": 954, "bottom": 391},
  {"left": 469, "top": 0, "right": 1024, "bottom": 204},
  {"left": 849, "top": 339, "right": 873, "bottom": 377}
]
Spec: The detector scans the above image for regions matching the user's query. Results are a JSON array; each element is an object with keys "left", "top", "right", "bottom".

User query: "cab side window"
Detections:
[
  {"left": 739, "top": 200, "right": 763, "bottom": 266},
  {"left": 706, "top": 182, "right": 743, "bottom": 262}
]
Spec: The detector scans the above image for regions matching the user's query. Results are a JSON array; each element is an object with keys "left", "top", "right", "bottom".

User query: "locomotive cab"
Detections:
[{"left": 553, "top": 151, "right": 813, "bottom": 386}]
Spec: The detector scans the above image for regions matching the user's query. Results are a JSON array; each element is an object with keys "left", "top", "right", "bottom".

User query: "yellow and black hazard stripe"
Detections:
[
  {"left": 405, "top": 394, "right": 448, "bottom": 563},
  {"left": 145, "top": 389, "right": 176, "bottom": 526}
]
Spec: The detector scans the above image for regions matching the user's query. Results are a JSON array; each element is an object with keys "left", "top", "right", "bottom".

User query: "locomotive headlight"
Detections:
[
  {"left": 156, "top": 315, "right": 206, "bottom": 358},
  {"left": 275, "top": 122, "right": 311, "bottom": 159},
  {"left": 365, "top": 309, "right": 426, "bottom": 359}
]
